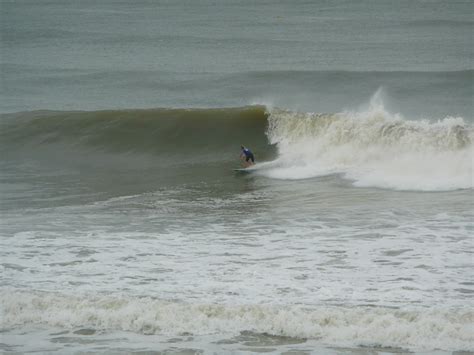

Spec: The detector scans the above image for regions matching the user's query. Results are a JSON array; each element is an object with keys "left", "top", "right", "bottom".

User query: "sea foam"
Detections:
[
  {"left": 1, "top": 290, "right": 472, "bottom": 352},
  {"left": 262, "top": 96, "right": 473, "bottom": 191}
]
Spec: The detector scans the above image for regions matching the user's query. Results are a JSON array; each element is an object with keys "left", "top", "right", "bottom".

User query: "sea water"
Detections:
[{"left": 1, "top": 1, "right": 473, "bottom": 354}]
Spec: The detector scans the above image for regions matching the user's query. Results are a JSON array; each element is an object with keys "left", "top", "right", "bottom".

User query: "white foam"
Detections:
[
  {"left": 262, "top": 95, "right": 473, "bottom": 191},
  {"left": 1, "top": 290, "right": 472, "bottom": 352}
]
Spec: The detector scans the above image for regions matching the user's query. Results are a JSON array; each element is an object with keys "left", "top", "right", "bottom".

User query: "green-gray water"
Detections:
[{"left": 1, "top": 1, "right": 473, "bottom": 354}]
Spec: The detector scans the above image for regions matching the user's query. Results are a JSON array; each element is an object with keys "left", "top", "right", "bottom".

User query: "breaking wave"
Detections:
[
  {"left": 262, "top": 94, "right": 473, "bottom": 191},
  {"left": 1, "top": 94, "right": 472, "bottom": 191},
  {"left": 1, "top": 290, "right": 472, "bottom": 352}
]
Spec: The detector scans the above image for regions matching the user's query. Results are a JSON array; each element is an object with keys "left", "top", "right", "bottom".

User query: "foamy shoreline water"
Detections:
[{"left": 1, "top": 290, "right": 473, "bottom": 353}]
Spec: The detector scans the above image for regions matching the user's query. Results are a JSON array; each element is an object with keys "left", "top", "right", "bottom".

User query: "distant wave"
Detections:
[
  {"left": 238, "top": 69, "right": 474, "bottom": 89},
  {"left": 1, "top": 290, "right": 472, "bottom": 352},
  {"left": 242, "top": 69, "right": 474, "bottom": 77},
  {"left": 408, "top": 19, "right": 474, "bottom": 27}
]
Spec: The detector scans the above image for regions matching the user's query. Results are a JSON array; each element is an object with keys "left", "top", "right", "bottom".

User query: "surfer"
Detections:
[{"left": 240, "top": 145, "right": 255, "bottom": 167}]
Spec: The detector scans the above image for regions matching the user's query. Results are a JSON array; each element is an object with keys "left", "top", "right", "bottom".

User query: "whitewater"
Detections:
[{"left": 260, "top": 92, "right": 473, "bottom": 191}]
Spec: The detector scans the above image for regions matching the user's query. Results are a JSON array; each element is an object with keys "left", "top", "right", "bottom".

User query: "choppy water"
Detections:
[{"left": 1, "top": 0, "right": 473, "bottom": 354}]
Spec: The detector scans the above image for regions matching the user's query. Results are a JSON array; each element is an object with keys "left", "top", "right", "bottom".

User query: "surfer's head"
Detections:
[{"left": 241, "top": 145, "right": 244, "bottom": 149}]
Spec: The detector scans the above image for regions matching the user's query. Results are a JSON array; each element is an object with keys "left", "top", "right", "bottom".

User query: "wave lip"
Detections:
[
  {"left": 263, "top": 102, "right": 473, "bottom": 191},
  {"left": 1, "top": 290, "right": 472, "bottom": 352}
]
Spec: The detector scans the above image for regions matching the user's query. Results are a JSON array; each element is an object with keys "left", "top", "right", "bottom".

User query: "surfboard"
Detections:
[
  {"left": 234, "top": 162, "right": 257, "bottom": 173},
  {"left": 233, "top": 168, "right": 253, "bottom": 173}
]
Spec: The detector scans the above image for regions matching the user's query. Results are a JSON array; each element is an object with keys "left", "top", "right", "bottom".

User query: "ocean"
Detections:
[{"left": 1, "top": 0, "right": 473, "bottom": 354}]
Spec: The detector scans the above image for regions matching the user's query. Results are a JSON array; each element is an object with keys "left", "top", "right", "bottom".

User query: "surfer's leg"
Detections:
[{"left": 246, "top": 154, "right": 255, "bottom": 165}]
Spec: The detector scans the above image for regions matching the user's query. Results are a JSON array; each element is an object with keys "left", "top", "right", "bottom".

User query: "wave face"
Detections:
[
  {"left": 1, "top": 290, "right": 472, "bottom": 352},
  {"left": 0, "top": 106, "right": 269, "bottom": 158},
  {"left": 262, "top": 99, "right": 473, "bottom": 191}
]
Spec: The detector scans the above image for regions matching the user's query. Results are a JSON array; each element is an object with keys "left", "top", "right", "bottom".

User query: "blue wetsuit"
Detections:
[{"left": 241, "top": 147, "right": 255, "bottom": 163}]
